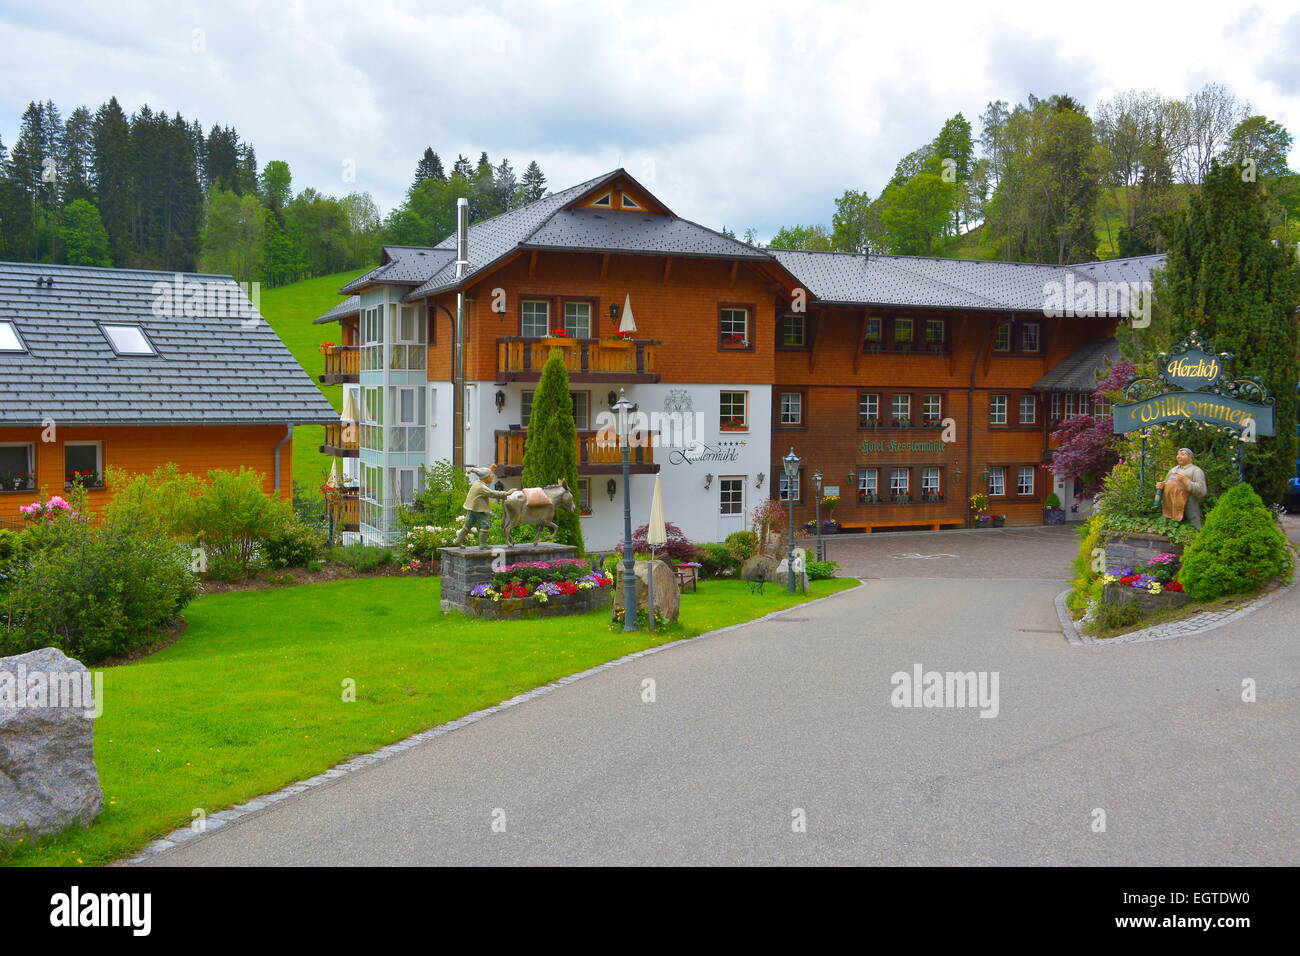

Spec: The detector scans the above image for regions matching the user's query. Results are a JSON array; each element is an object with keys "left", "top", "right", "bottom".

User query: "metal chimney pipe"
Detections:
[{"left": 453, "top": 197, "right": 469, "bottom": 469}]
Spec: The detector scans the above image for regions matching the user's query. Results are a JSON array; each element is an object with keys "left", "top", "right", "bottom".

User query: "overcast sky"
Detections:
[{"left": 3, "top": 0, "right": 1299, "bottom": 240}]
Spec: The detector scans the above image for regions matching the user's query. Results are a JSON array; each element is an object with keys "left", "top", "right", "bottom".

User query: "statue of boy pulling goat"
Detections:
[{"left": 452, "top": 464, "right": 576, "bottom": 548}]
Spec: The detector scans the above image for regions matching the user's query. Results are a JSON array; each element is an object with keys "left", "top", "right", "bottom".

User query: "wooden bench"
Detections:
[{"left": 838, "top": 520, "right": 965, "bottom": 533}]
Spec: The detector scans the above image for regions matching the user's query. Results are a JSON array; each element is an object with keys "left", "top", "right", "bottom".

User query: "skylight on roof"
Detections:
[
  {"left": 102, "top": 324, "right": 156, "bottom": 356},
  {"left": 0, "top": 321, "right": 25, "bottom": 353}
]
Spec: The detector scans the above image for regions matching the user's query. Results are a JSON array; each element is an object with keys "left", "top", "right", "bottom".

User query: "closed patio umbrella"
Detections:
[
  {"left": 618, "top": 294, "right": 637, "bottom": 334},
  {"left": 341, "top": 388, "right": 359, "bottom": 422},
  {"left": 646, "top": 475, "right": 666, "bottom": 631}
]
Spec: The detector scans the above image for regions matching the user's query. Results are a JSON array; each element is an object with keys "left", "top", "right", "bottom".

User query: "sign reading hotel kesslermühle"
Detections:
[{"left": 1113, "top": 331, "right": 1276, "bottom": 437}]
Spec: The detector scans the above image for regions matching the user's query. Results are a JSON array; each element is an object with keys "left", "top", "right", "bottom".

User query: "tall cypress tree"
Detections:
[
  {"left": 520, "top": 349, "right": 585, "bottom": 553},
  {"left": 1161, "top": 160, "right": 1300, "bottom": 501}
]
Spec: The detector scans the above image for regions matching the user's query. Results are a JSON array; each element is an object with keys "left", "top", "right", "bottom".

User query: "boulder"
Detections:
[
  {"left": 0, "top": 647, "right": 103, "bottom": 845},
  {"left": 741, "top": 554, "right": 779, "bottom": 583},
  {"left": 617, "top": 559, "right": 680, "bottom": 622}
]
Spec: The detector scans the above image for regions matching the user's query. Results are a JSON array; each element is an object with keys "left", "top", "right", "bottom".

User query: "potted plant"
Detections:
[
  {"left": 720, "top": 416, "right": 746, "bottom": 432},
  {"left": 721, "top": 332, "right": 747, "bottom": 349},
  {"left": 990, "top": 513, "right": 1006, "bottom": 528},
  {"left": 969, "top": 492, "right": 990, "bottom": 527},
  {"left": 604, "top": 330, "right": 635, "bottom": 347},
  {"left": 820, "top": 494, "right": 840, "bottom": 532},
  {"left": 318, "top": 340, "right": 336, "bottom": 355},
  {"left": 1043, "top": 492, "right": 1067, "bottom": 525},
  {"left": 861, "top": 417, "right": 881, "bottom": 429}
]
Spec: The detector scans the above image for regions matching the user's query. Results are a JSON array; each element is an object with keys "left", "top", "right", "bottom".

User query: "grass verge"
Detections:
[{"left": 3, "top": 575, "right": 856, "bottom": 866}]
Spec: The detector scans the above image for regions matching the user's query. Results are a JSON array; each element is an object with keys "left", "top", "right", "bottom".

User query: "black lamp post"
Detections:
[
  {"left": 783, "top": 447, "right": 800, "bottom": 593},
  {"left": 812, "top": 469, "right": 824, "bottom": 562},
  {"left": 613, "top": 389, "right": 637, "bottom": 631}
]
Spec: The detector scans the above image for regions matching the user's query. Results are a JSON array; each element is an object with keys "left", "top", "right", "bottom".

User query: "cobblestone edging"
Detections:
[
  {"left": 119, "top": 578, "right": 866, "bottom": 865},
  {"left": 1055, "top": 574, "right": 1293, "bottom": 646}
]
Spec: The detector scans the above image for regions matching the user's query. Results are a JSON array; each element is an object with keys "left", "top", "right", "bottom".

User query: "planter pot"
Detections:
[
  {"left": 823, "top": 524, "right": 840, "bottom": 535},
  {"left": 974, "top": 516, "right": 991, "bottom": 528},
  {"left": 542, "top": 337, "right": 576, "bottom": 347},
  {"left": 602, "top": 339, "right": 634, "bottom": 348},
  {"left": 991, "top": 516, "right": 1005, "bottom": 528},
  {"left": 1043, "top": 507, "right": 1067, "bottom": 526}
]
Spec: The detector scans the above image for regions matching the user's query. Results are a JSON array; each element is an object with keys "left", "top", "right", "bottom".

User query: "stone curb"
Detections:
[
  {"left": 119, "top": 577, "right": 865, "bottom": 865},
  {"left": 1055, "top": 573, "right": 1293, "bottom": 646}
]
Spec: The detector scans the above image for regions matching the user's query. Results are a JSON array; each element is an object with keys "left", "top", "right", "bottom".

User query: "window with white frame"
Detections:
[
  {"left": 719, "top": 476, "right": 744, "bottom": 515},
  {"left": 858, "top": 467, "right": 878, "bottom": 498},
  {"left": 0, "top": 443, "right": 34, "bottom": 490},
  {"left": 989, "top": 394, "right": 1007, "bottom": 425},
  {"left": 0, "top": 321, "right": 27, "bottom": 353},
  {"left": 778, "top": 468, "right": 800, "bottom": 502},
  {"left": 361, "top": 306, "right": 383, "bottom": 371},
  {"left": 720, "top": 307, "right": 749, "bottom": 348},
  {"left": 64, "top": 441, "right": 103, "bottom": 487},
  {"left": 923, "top": 394, "right": 942, "bottom": 423},
  {"left": 391, "top": 386, "right": 427, "bottom": 453},
  {"left": 389, "top": 303, "right": 427, "bottom": 370},
  {"left": 1017, "top": 466, "right": 1035, "bottom": 496},
  {"left": 1078, "top": 394, "right": 1090, "bottom": 417},
  {"left": 577, "top": 478, "right": 591, "bottom": 514},
  {"left": 994, "top": 322, "right": 1011, "bottom": 351},
  {"left": 890, "top": 467, "right": 910, "bottom": 498},
  {"left": 1093, "top": 395, "right": 1110, "bottom": 420},
  {"left": 781, "top": 314, "right": 806, "bottom": 347},
  {"left": 891, "top": 394, "right": 911, "bottom": 422},
  {"left": 563, "top": 301, "right": 592, "bottom": 338},
  {"left": 522, "top": 300, "right": 550, "bottom": 337},
  {"left": 1019, "top": 394, "right": 1036, "bottom": 424},
  {"left": 1022, "top": 322, "right": 1040, "bottom": 352},
  {"left": 925, "top": 318, "right": 946, "bottom": 346},
  {"left": 921, "top": 467, "right": 941, "bottom": 497},
  {"left": 520, "top": 390, "right": 589, "bottom": 429},
  {"left": 1051, "top": 393, "right": 1061, "bottom": 421},
  {"left": 859, "top": 392, "right": 879, "bottom": 423},
  {"left": 720, "top": 391, "right": 747, "bottom": 430},
  {"left": 779, "top": 392, "right": 802, "bottom": 425},
  {"left": 1065, "top": 393, "right": 1077, "bottom": 417},
  {"left": 987, "top": 466, "right": 1006, "bottom": 497}
]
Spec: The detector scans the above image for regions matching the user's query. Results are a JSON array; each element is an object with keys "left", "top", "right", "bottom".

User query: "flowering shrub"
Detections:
[
  {"left": 19, "top": 496, "right": 80, "bottom": 523},
  {"left": 1047, "top": 360, "right": 1134, "bottom": 497},
  {"left": 619, "top": 522, "right": 697, "bottom": 563},
  {"left": 404, "top": 524, "right": 458, "bottom": 560}
]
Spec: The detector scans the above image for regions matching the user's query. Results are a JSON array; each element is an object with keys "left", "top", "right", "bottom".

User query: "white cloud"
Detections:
[{"left": 1, "top": 0, "right": 1296, "bottom": 242}]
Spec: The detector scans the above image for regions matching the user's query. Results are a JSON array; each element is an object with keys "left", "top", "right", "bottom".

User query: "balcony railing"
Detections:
[
  {"left": 320, "top": 421, "right": 360, "bottom": 457},
  {"left": 320, "top": 345, "right": 360, "bottom": 383},
  {"left": 328, "top": 492, "right": 360, "bottom": 532},
  {"left": 495, "top": 337, "right": 659, "bottom": 383},
  {"left": 493, "top": 428, "right": 657, "bottom": 476}
]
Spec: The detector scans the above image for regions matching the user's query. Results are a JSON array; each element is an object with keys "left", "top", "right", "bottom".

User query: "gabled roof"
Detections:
[
  {"left": 1032, "top": 337, "right": 1122, "bottom": 393},
  {"left": 769, "top": 249, "right": 1165, "bottom": 316},
  {"left": 314, "top": 295, "right": 360, "bottom": 325},
  {"left": 340, "top": 246, "right": 456, "bottom": 294},
  {"left": 522, "top": 208, "right": 770, "bottom": 260},
  {"left": 0, "top": 262, "right": 339, "bottom": 427}
]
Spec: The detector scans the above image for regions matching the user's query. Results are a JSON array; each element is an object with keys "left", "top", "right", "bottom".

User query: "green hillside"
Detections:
[{"left": 258, "top": 271, "right": 362, "bottom": 491}]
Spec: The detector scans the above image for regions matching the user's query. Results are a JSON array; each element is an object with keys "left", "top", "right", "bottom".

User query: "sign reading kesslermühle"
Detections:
[
  {"left": 861, "top": 438, "right": 947, "bottom": 456},
  {"left": 1113, "top": 331, "right": 1276, "bottom": 437}
]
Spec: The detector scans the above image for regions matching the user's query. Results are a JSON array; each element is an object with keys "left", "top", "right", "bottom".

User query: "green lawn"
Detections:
[
  {"left": 258, "top": 271, "right": 363, "bottom": 491},
  {"left": 2, "top": 575, "right": 856, "bottom": 867}
]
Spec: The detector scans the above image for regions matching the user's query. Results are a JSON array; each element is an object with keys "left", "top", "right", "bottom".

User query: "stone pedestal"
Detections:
[
  {"left": 1102, "top": 532, "right": 1183, "bottom": 574},
  {"left": 439, "top": 542, "right": 577, "bottom": 614}
]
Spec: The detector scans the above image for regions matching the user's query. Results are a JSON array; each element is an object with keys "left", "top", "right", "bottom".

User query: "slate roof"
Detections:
[
  {"left": 313, "top": 295, "right": 360, "bottom": 325},
  {"left": 0, "top": 262, "right": 340, "bottom": 426},
  {"left": 1032, "top": 337, "right": 1122, "bottom": 393},
  {"left": 315, "top": 166, "right": 1166, "bottom": 321},
  {"left": 768, "top": 249, "right": 1165, "bottom": 316}
]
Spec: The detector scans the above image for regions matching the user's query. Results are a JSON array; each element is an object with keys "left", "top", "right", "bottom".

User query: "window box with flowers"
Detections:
[
  {"left": 720, "top": 416, "right": 747, "bottom": 432},
  {"left": 543, "top": 329, "right": 576, "bottom": 347},
  {"left": 920, "top": 416, "right": 943, "bottom": 429},
  {"left": 65, "top": 470, "right": 104, "bottom": 491},
  {"left": 860, "top": 417, "right": 882, "bottom": 430},
  {"left": 604, "top": 330, "right": 635, "bottom": 347},
  {"left": 318, "top": 340, "right": 337, "bottom": 355},
  {"left": 720, "top": 332, "right": 749, "bottom": 350},
  {"left": 0, "top": 472, "right": 34, "bottom": 492},
  {"left": 919, "top": 491, "right": 945, "bottom": 504},
  {"left": 891, "top": 417, "right": 913, "bottom": 429},
  {"left": 858, "top": 492, "right": 883, "bottom": 505}
]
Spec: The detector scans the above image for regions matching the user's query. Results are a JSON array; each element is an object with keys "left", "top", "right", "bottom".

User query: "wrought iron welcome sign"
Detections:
[{"left": 1113, "top": 331, "right": 1276, "bottom": 438}]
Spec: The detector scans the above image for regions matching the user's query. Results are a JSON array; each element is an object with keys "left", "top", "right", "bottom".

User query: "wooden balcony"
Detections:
[
  {"left": 328, "top": 492, "right": 360, "bottom": 532},
  {"left": 495, "top": 337, "right": 659, "bottom": 384},
  {"left": 320, "top": 345, "right": 360, "bottom": 384},
  {"left": 319, "top": 421, "right": 359, "bottom": 458},
  {"left": 493, "top": 429, "right": 658, "bottom": 477}
]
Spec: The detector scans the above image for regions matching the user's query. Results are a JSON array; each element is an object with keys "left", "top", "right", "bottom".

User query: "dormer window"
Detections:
[
  {"left": 591, "top": 192, "right": 612, "bottom": 207},
  {"left": 620, "top": 194, "right": 641, "bottom": 209},
  {"left": 0, "top": 321, "right": 26, "bottom": 353},
  {"left": 101, "top": 324, "right": 157, "bottom": 356}
]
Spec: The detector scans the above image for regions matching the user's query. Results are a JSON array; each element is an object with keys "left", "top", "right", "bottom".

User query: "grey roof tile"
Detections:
[
  {"left": 523, "top": 208, "right": 770, "bottom": 259},
  {"left": 0, "top": 262, "right": 339, "bottom": 426},
  {"left": 1032, "top": 337, "right": 1122, "bottom": 392},
  {"left": 314, "top": 295, "right": 360, "bottom": 324}
]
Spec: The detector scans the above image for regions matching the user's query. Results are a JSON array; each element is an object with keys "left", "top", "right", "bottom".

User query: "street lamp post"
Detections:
[
  {"left": 613, "top": 389, "right": 637, "bottom": 631},
  {"left": 812, "top": 470, "right": 824, "bottom": 562},
  {"left": 783, "top": 448, "right": 801, "bottom": 594}
]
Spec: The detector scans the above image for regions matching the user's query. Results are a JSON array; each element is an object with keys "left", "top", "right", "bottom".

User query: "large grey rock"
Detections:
[
  {"left": 0, "top": 647, "right": 103, "bottom": 845},
  {"left": 741, "top": 554, "right": 779, "bottom": 583},
  {"left": 617, "top": 559, "right": 680, "bottom": 622}
]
